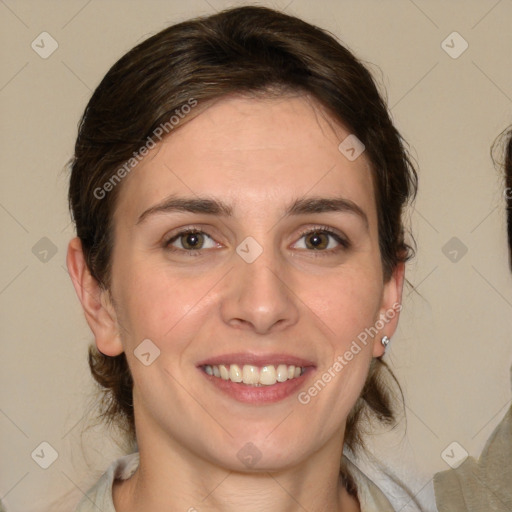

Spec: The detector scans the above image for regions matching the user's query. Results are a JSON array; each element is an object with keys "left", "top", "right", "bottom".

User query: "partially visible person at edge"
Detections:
[
  {"left": 64, "top": 6, "right": 422, "bottom": 512},
  {"left": 433, "top": 129, "right": 512, "bottom": 511}
]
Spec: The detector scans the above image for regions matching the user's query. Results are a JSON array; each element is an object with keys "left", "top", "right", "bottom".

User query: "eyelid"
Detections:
[
  {"left": 163, "top": 226, "right": 220, "bottom": 249},
  {"left": 163, "top": 224, "right": 351, "bottom": 255},
  {"left": 292, "top": 225, "right": 350, "bottom": 252}
]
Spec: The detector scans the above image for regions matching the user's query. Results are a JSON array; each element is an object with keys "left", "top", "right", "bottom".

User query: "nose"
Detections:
[{"left": 220, "top": 243, "right": 300, "bottom": 335}]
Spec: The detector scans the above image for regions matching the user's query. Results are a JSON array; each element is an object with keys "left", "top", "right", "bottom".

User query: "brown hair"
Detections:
[
  {"left": 69, "top": 4, "right": 416, "bottom": 480},
  {"left": 503, "top": 130, "right": 512, "bottom": 264},
  {"left": 492, "top": 127, "right": 512, "bottom": 267}
]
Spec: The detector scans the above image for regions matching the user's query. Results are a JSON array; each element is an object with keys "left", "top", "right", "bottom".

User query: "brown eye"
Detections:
[
  {"left": 165, "top": 230, "right": 217, "bottom": 252},
  {"left": 180, "top": 232, "right": 204, "bottom": 250},
  {"left": 292, "top": 227, "right": 350, "bottom": 254},
  {"left": 304, "top": 231, "right": 329, "bottom": 250}
]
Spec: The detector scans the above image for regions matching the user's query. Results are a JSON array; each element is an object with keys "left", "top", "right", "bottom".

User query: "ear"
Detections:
[
  {"left": 372, "top": 262, "right": 405, "bottom": 357},
  {"left": 66, "top": 237, "right": 124, "bottom": 356}
]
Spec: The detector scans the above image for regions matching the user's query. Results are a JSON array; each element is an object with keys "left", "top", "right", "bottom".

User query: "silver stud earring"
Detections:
[{"left": 381, "top": 335, "right": 390, "bottom": 348}]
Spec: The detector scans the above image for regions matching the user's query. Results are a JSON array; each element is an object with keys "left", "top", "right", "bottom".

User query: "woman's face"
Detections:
[{"left": 85, "top": 95, "right": 402, "bottom": 470}]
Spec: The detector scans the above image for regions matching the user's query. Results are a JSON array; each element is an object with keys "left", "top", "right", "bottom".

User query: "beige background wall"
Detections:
[{"left": 1, "top": 1, "right": 511, "bottom": 511}]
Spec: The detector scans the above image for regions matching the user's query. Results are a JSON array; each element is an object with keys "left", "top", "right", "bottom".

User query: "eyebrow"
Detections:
[{"left": 136, "top": 194, "right": 369, "bottom": 229}]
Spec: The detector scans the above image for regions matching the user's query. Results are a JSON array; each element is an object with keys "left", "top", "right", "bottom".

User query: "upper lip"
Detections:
[{"left": 196, "top": 352, "right": 316, "bottom": 368}]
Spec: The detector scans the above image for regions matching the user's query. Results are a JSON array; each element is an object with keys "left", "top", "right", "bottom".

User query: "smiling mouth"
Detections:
[{"left": 201, "top": 363, "right": 305, "bottom": 386}]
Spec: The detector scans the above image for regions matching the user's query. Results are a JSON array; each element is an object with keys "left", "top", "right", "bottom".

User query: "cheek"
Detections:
[
  {"left": 113, "top": 258, "right": 218, "bottom": 346},
  {"left": 299, "top": 266, "right": 383, "bottom": 347}
]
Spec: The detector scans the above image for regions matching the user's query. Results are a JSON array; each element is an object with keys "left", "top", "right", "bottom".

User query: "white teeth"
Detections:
[
  {"left": 229, "top": 364, "right": 243, "bottom": 383},
  {"left": 242, "top": 365, "right": 260, "bottom": 385},
  {"left": 219, "top": 364, "right": 229, "bottom": 380},
  {"left": 276, "top": 364, "right": 288, "bottom": 382},
  {"left": 204, "top": 363, "right": 304, "bottom": 386},
  {"left": 259, "top": 365, "right": 277, "bottom": 385}
]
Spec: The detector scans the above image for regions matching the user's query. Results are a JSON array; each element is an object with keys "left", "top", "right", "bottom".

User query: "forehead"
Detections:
[{"left": 113, "top": 94, "right": 376, "bottom": 225}]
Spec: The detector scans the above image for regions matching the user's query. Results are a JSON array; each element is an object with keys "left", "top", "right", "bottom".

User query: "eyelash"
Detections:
[
  {"left": 295, "top": 226, "right": 350, "bottom": 255},
  {"left": 163, "top": 225, "right": 350, "bottom": 258}
]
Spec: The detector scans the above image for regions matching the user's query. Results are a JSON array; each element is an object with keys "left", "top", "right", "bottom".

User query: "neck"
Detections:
[{"left": 113, "top": 423, "right": 359, "bottom": 512}]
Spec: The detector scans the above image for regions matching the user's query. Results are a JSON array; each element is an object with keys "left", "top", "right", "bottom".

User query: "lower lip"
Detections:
[{"left": 199, "top": 367, "right": 314, "bottom": 404}]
